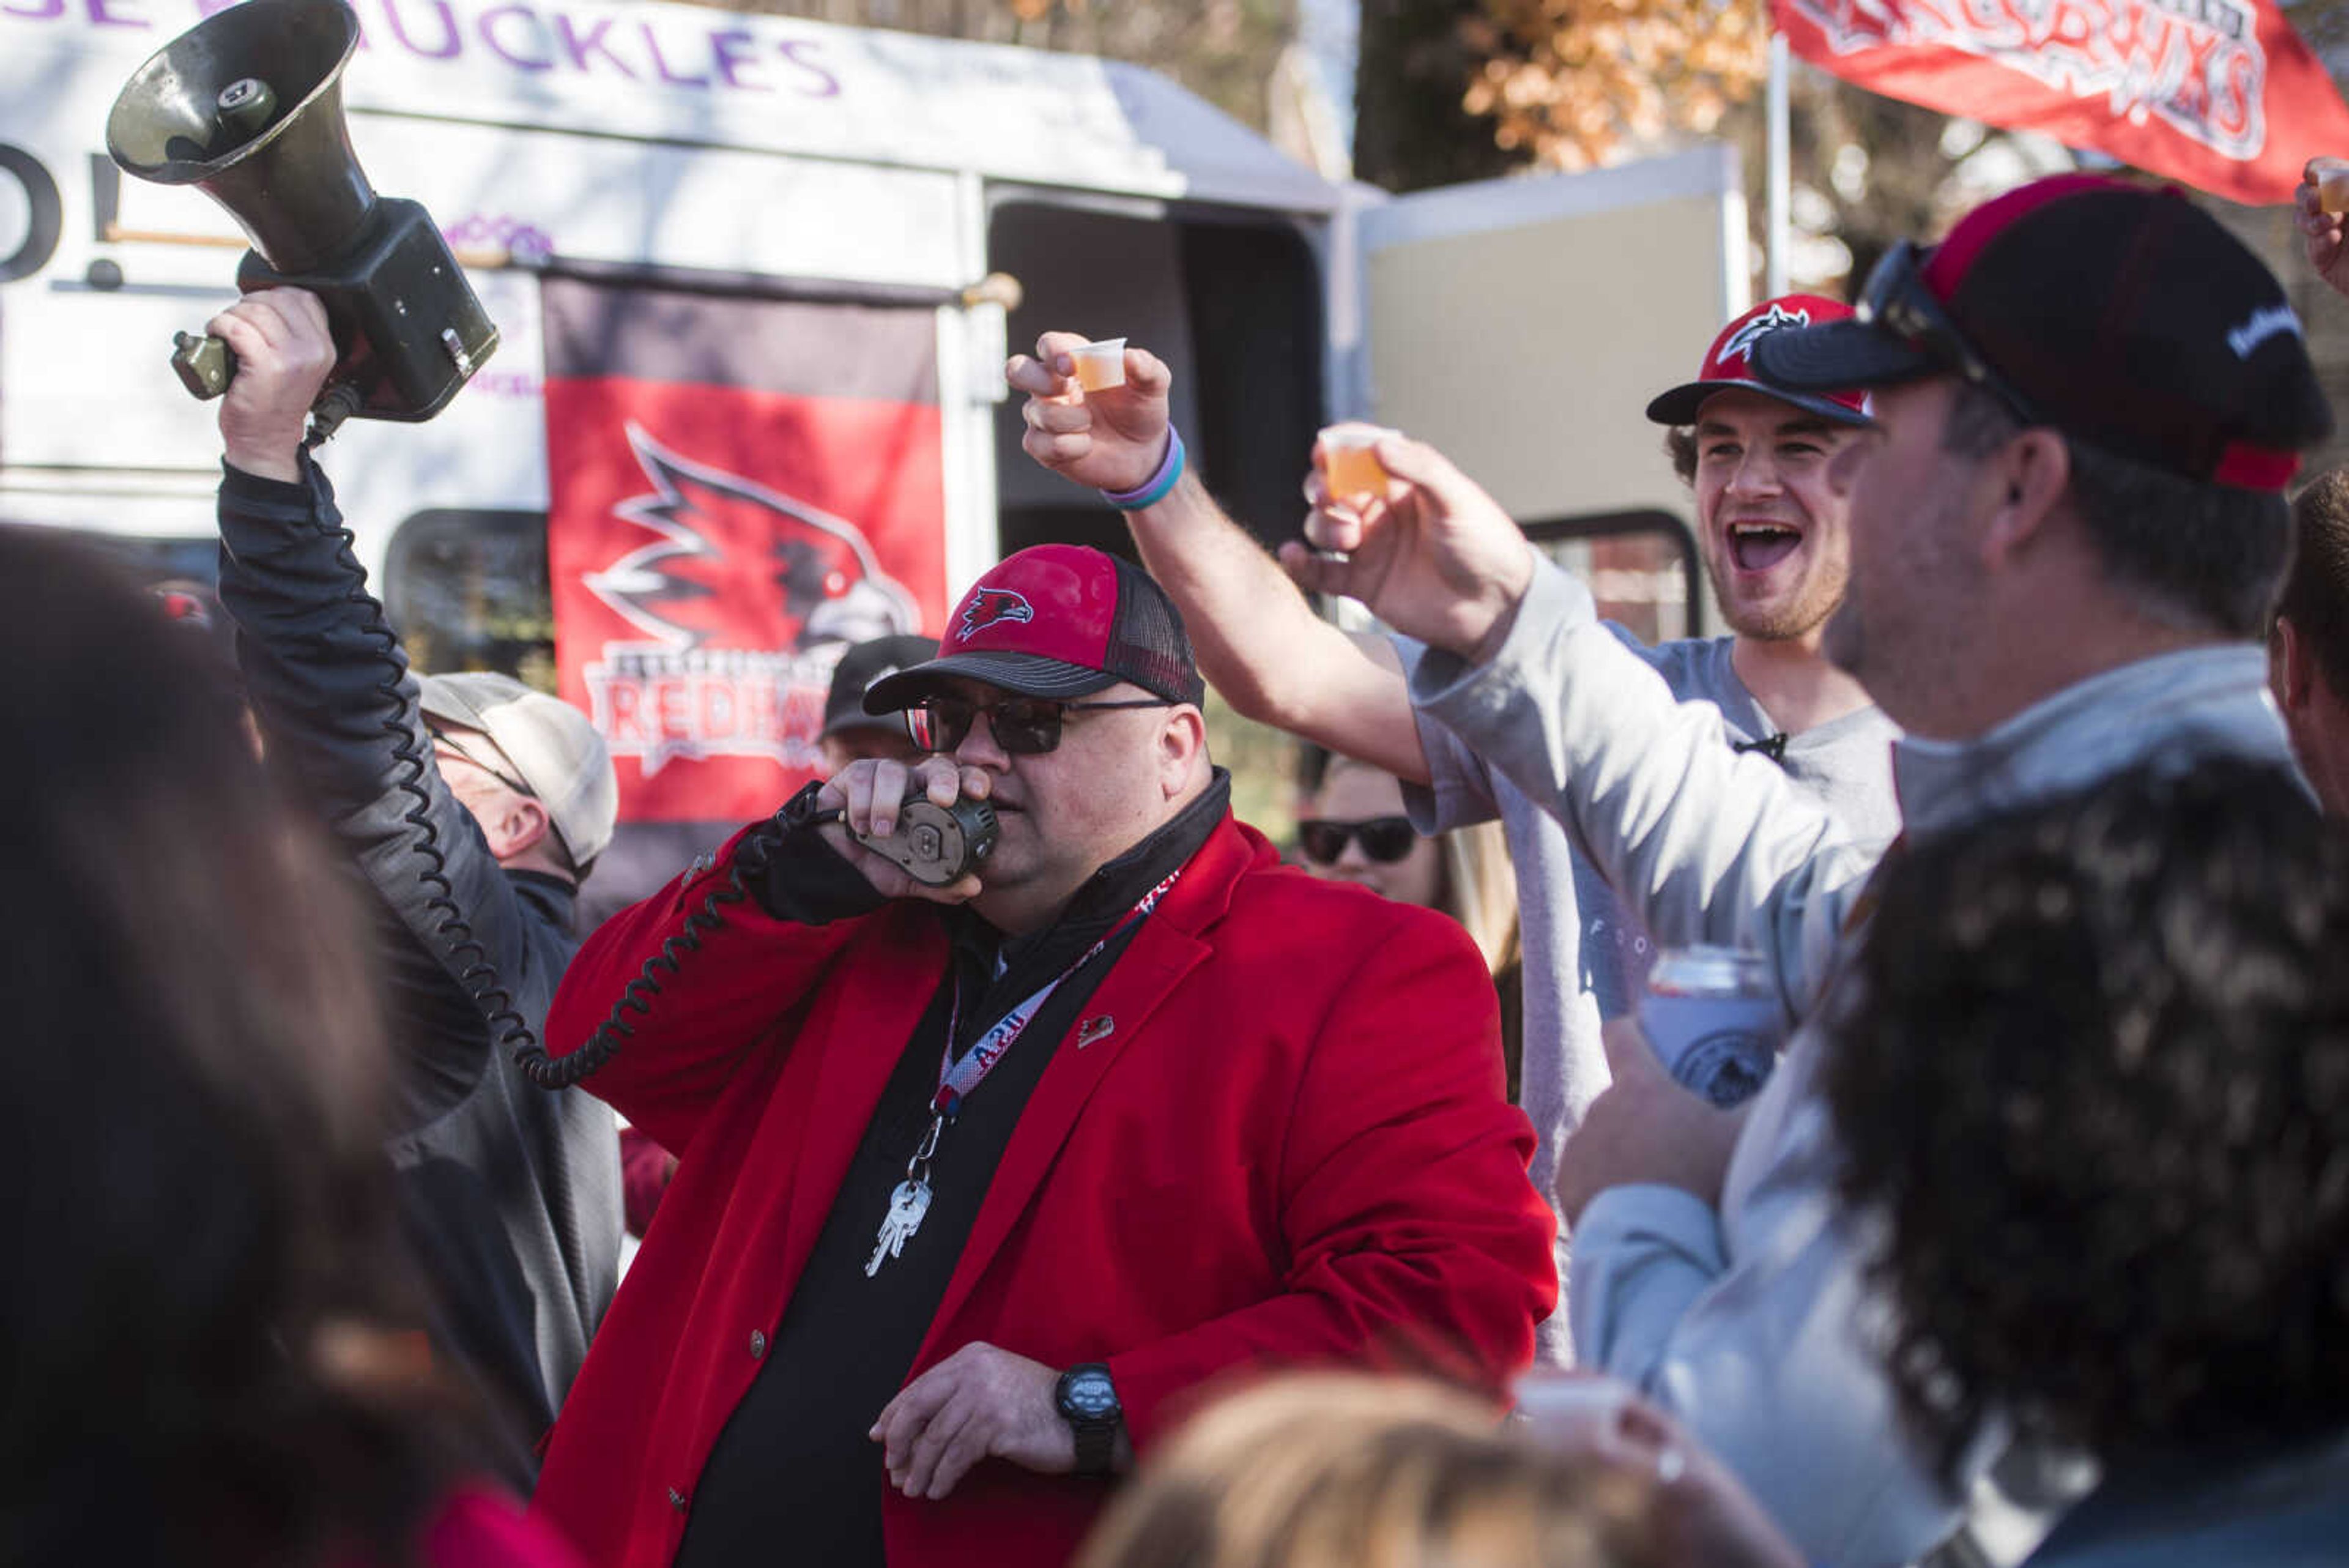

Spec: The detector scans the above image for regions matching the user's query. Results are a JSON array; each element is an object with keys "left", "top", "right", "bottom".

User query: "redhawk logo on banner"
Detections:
[
  {"left": 541, "top": 278, "right": 947, "bottom": 907},
  {"left": 1773, "top": 0, "right": 2349, "bottom": 203}
]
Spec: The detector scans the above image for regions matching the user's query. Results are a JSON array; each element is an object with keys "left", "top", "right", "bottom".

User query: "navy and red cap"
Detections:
[
  {"left": 1756, "top": 174, "right": 2334, "bottom": 491},
  {"left": 1645, "top": 294, "right": 1872, "bottom": 429},
  {"left": 863, "top": 544, "right": 1206, "bottom": 713}
]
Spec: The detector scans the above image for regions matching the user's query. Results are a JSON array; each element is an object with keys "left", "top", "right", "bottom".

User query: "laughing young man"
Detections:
[{"left": 1007, "top": 298, "right": 1899, "bottom": 1360}]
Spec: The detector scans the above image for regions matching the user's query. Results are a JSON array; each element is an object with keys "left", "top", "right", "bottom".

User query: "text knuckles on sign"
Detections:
[{"left": 6, "top": 0, "right": 844, "bottom": 100}]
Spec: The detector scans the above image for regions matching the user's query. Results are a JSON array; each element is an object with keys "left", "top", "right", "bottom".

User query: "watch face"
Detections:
[{"left": 1063, "top": 1368, "right": 1118, "bottom": 1420}]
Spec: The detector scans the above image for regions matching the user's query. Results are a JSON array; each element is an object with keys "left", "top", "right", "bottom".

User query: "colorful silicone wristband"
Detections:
[{"left": 1100, "top": 425, "right": 1186, "bottom": 511}]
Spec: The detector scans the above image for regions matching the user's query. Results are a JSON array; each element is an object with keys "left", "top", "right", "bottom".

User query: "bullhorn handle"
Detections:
[{"left": 170, "top": 330, "right": 236, "bottom": 400}]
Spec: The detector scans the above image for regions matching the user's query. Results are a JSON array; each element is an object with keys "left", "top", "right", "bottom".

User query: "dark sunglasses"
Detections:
[
  {"left": 1857, "top": 239, "right": 2044, "bottom": 426},
  {"left": 905, "top": 694, "right": 1173, "bottom": 756},
  {"left": 427, "top": 721, "right": 536, "bottom": 798},
  {"left": 1297, "top": 816, "right": 1420, "bottom": 866}
]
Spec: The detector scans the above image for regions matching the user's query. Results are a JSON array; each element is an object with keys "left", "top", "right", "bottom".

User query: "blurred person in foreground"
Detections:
[
  {"left": 205, "top": 288, "right": 623, "bottom": 1481},
  {"left": 0, "top": 526, "right": 582, "bottom": 1567},
  {"left": 1277, "top": 174, "right": 2328, "bottom": 1564},
  {"left": 529, "top": 546, "right": 1554, "bottom": 1568},
  {"left": 2269, "top": 469, "right": 2349, "bottom": 816},
  {"left": 1075, "top": 1373, "right": 1804, "bottom": 1568},
  {"left": 1295, "top": 744, "right": 1525, "bottom": 1099},
  {"left": 1008, "top": 300, "right": 1899, "bottom": 1362},
  {"left": 620, "top": 631, "right": 941, "bottom": 1239},
  {"left": 1825, "top": 760, "right": 2349, "bottom": 1562}
]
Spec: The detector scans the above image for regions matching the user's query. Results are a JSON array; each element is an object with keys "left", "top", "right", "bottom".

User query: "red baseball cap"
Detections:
[
  {"left": 1645, "top": 294, "right": 1872, "bottom": 429},
  {"left": 863, "top": 544, "right": 1206, "bottom": 712}
]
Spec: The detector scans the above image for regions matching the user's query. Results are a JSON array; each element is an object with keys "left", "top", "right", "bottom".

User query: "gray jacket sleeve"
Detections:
[{"left": 1406, "top": 557, "right": 1876, "bottom": 1019}]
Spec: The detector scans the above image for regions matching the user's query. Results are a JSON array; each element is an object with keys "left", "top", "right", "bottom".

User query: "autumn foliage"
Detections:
[{"left": 1463, "top": 0, "right": 1772, "bottom": 169}]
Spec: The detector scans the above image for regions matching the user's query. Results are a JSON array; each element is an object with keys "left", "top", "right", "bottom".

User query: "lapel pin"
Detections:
[{"left": 1077, "top": 1015, "right": 1115, "bottom": 1049}]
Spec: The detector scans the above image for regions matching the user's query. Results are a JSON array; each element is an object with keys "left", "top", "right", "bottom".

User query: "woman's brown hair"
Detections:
[{"left": 0, "top": 527, "right": 461, "bottom": 1566}]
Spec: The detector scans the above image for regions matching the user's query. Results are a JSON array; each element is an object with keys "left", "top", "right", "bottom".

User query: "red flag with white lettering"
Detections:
[
  {"left": 1772, "top": 0, "right": 2349, "bottom": 204},
  {"left": 541, "top": 278, "right": 947, "bottom": 916}
]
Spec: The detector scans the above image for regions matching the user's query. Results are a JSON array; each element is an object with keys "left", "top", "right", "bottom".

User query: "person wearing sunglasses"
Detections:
[
  {"left": 531, "top": 543, "right": 1557, "bottom": 1568},
  {"left": 206, "top": 286, "right": 625, "bottom": 1487},
  {"left": 1261, "top": 177, "right": 2328, "bottom": 1566},
  {"left": 1295, "top": 757, "right": 1442, "bottom": 907},
  {"left": 1006, "top": 300, "right": 1903, "bottom": 1372}
]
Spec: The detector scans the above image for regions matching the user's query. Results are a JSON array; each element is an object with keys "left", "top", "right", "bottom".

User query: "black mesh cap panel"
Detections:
[{"left": 1106, "top": 556, "right": 1206, "bottom": 705}]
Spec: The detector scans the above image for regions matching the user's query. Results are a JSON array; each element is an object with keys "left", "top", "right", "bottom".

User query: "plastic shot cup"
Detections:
[
  {"left": 1639, "top": 946, "right": 1783, "bottom": 1107},
  {"left": 2309, "top": 158, "right": 2349, "bottom": 215},
  {"left": 1319, "top": 424, "right": 1400, "bottom": 505},
  {"left": 1069, "top": 338, "right": 1127, "bottom": 393},
  {"left": 1511, "top": 1371, "right": 1633, "bottom": 1448}
]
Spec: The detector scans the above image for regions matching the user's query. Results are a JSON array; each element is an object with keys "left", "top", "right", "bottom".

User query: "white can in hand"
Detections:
[{"left": 1640, "top": 946, "right": 1781, "bottom": 1107}]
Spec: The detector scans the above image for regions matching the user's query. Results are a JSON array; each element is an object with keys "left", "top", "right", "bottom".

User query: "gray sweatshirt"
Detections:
[
  {"left": 1409, "top": 556, "right": 2299, "bottom": 1568},
  {"left": 1396, "top": 628, "right": 1897, "bottom": 1368}
]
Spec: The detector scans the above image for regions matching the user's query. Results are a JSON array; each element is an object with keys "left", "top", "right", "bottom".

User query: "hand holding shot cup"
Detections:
[
  {"left": 2309, "top": 157, "right": 2349, "bottom": 215},
  {"left": 1008, "top": 332, "right": 1176, "bottom": 497},
  {"left": 1287, "top": 428, "right": 1541, "bottom": 663},
  {"left": 1314, "top": 422, "right": 1403, "bottom": 511},
  {"left": 2297, "top": 158, "right": 2349, "bottom": 302}
]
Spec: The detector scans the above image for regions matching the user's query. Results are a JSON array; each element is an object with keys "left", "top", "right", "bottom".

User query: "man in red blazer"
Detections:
[{"left": 532, "top": 544, "right": 1557, "bottom": 1568}]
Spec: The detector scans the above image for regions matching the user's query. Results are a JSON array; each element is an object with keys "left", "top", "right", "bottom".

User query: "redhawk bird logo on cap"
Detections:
[
  {"left": 1718, "top": 304, "right": 1813, "bottom": 366},
  {"left": 959, "top": 589, "right": 1036, "bottom": 640}
]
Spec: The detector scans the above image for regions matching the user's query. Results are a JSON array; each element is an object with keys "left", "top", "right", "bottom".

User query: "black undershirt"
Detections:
[{"left": 674, "top": 773, "right": 1228, "bottom": 1567}]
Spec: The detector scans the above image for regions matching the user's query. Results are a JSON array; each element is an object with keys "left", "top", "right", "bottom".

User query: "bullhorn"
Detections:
[{"left": 105, "top": 0, "right": 497, "bottom": 437}]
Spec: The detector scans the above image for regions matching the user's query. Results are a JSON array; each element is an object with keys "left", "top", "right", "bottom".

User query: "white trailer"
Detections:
[{"left": 1, "top": 0, "right": 1745, "bottom": 897}]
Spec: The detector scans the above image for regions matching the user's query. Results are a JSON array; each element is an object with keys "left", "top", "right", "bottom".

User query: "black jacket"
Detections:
[{"left": 216, "top": 458, "right": 623, "bottom": 1482}]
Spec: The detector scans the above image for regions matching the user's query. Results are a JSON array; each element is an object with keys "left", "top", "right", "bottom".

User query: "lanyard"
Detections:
[
  {"left": 932, "top": 864, "right": 1183, "bottom": 1117},
  {"left": 865, "top": 866, "right": 1182, "bottom": 1279}
]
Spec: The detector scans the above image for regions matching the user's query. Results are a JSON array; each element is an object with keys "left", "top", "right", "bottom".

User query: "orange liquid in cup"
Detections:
[
  {"left": 2310, "top": 158, "right": 2349, "bottom": 215},
  {"left": 1321, "top": 442, "right": 1390, "bottom": 503},
  {"left": 1071, "top": 343, "right": 1126, "bottom": 393}
]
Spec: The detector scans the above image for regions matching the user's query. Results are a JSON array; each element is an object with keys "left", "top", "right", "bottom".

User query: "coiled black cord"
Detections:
[
  {"left": 511, "top": 814, "right": 792, "bottom": 1089},
  {"left": 325, "top": 480, "right": 808, "bottom": 1090},
  {"left": 312, "top": 505, "right": 557, "bottom": 1089}
]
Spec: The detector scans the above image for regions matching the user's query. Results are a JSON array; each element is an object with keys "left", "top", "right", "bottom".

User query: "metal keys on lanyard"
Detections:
[
  {"left": 863, "top": 869, "right": 1179, "bottom": 1280},
  {"left": 866, "top": 1113, "right": 945, "bottom": 1277}
]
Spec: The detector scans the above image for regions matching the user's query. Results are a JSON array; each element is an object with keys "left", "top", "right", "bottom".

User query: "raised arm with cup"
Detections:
[{"left": 1010, "top": 305, "right": 1901, "bottom": 1370}]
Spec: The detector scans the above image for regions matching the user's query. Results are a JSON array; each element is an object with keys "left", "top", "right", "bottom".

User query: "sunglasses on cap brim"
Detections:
[
  {"left": 905, "top": 694, "right": 1174, "bottom": 756},
  {"left": 1297, "top": 817, "right": 1421, "bottom": 866},
  {"left": 1857, "top": 240, "right": 2047, "bottom": 427}
]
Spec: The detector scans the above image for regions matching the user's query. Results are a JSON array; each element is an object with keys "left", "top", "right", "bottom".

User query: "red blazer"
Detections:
[{"left": 532, "top": 813, "right": 1557, "bottom": 1568}]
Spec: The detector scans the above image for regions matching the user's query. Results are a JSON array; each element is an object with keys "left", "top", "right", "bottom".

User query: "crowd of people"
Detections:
[{"left": 11, "top": 166, "right": 2349, "bottom": 1568}]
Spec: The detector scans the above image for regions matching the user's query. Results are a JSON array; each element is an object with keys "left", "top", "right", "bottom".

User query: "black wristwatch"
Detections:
[{"left": 1054, "top": 1362, "right": 1122, "bottom": 1477}]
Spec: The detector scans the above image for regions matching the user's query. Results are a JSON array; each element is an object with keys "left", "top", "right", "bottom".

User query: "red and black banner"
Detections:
[
  {"left": 1774, "top": 0, "right": 2349, "bottom": 204},
  {"left": 542, "top": 280, "right": 948, "bottom": 916}
]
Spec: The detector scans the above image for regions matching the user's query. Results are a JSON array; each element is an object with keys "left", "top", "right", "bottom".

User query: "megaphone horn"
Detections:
[{"left": 105, "top": 0, "right": 497, "bottom": 431}]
